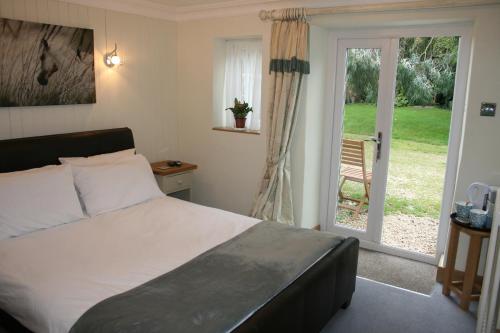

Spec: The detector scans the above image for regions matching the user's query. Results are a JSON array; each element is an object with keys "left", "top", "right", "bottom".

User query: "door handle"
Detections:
[
  {"left": 375, "top": 132, "right": 382, "bottom": 161},
  {"left": 365, "top": 132, "right": 382, "bottom": 161}
]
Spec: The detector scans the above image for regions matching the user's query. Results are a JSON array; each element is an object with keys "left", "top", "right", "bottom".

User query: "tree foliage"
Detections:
[
  {"left": 345, "top": 49, "right": 380, "bottom": 104},
  {"left": 345, "top": 37, "right": 459, "bottom": 109}
]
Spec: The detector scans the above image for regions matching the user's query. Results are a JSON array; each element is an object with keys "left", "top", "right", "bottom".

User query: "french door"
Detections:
[
  {"left": 326, "top": 38, "right": 399, "bottom": 243},
  {"left": 321, "top": 28, "right": 471, "bottom": 264}
]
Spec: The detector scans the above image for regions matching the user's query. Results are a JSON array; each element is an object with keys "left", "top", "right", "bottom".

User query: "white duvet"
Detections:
[{"left": 0, "top": 197, "right": 259, "bottom": 333}]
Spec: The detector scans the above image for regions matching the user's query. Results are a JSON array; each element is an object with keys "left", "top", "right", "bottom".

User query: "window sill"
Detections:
[{"left": 212, "top": 127, "right": 260, "bottom": 135}]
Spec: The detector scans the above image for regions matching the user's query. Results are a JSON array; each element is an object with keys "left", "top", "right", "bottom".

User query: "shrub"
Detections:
[{"left": 395, "top": 92, "right": 409, "bottom": 107}]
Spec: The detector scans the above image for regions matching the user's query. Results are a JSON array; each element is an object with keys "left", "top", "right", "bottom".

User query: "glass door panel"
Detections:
[
  {"left": 328, "top": 38, "right": 398, "bottom": 243},
  {"left": 327, "top": 38, "right": 397, "bottom": 243},
  {"left": 381, "top": 36, "right": 458, "bottom": 257},
  {"left": 335, "top": 48, "right": 380, "bottom": 232}
]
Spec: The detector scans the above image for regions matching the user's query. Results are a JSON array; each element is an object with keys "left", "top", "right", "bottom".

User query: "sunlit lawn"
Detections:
[
  {"left": 339, "top": 103, "right": 450, "bottom": 219},
  {"left": 343, "top": 103, "right": 451, "bottom": 147}
]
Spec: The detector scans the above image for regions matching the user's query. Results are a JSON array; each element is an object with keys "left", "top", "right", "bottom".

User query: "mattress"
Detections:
[{"left": 0, "top": 197, "right": 259, "bottom": 333}]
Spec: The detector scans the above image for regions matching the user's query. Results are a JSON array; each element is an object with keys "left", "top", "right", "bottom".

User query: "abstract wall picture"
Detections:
[{"left": 0, "top": 18, "right": 96, "bottom": 107}]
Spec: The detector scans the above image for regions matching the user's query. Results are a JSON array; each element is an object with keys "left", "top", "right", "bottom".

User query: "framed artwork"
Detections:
[{"left": 0, "top": 18, "right": 96, "bottom": 107}]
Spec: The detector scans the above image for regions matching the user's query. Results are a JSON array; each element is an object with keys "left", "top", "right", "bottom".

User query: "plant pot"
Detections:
[{"left": 234, "top": 117, "right": 247, "bottom": 129}]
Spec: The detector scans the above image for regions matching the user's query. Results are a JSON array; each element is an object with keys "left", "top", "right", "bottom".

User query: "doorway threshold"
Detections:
[
  {"left": 357, "top": 248, "right": 437, "bottom": 295},
  {"left": 358, "top": 239, "right": 438, "bottom": 265}
]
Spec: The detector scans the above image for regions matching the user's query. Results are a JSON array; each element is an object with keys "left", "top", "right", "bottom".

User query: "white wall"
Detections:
[
  {"left": 292, "top": 25, "right": 329, "bottom": 229},
  {"left": 0, "top": 0, "right": 178, "bottom": 162},
  {"left": 451, "top": 5, "right": 500, "bottom": 272},
  {"left": 176, "top": 14, "right": 327, "bottom": 224},
  {"left": 176, "top": 15, "right": 269, "bottom": 215}
]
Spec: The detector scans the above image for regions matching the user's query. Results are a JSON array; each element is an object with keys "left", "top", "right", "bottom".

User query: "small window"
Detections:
[{"left": 217, "top": 39, "right": 262, "bottom": 132}]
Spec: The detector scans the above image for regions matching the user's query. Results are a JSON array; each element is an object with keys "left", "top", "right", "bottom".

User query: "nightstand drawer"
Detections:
[{"left": 157, "top": 172, "right": 193, "bottom": 194}]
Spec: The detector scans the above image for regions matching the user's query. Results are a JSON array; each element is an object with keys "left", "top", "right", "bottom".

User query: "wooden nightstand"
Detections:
[{"left": 151, "top": 161, "right": 197, "bottom": 201}]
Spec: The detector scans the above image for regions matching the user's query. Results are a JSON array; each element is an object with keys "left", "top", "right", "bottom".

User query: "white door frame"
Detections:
[{"left": 319, "top": 23, "right": 473, "bottom": 265}]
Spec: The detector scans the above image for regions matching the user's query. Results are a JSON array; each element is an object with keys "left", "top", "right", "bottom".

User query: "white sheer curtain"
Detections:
[{"left": 222, "top": 39, "right": 262, "bottom": 130}]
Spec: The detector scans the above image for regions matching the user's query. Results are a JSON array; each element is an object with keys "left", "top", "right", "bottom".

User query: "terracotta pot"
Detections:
[{"left": 234, "top": 117, "right": 247, "bottom": 129}]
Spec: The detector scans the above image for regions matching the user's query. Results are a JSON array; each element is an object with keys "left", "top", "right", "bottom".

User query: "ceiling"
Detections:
[
  {"left": 60, "top": 0, "right": 424, "bottom": 21},
  {"left": 58, "top": 0, "right": 360, "bottom": 20}
]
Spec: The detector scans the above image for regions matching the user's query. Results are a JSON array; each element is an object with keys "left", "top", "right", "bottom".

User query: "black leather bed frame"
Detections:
[
  {"left": 0, "top": 128, "right": 359, "bottom": 333},
  {"left": 0, "top": 128, "right": 135, "bottom": 173}
]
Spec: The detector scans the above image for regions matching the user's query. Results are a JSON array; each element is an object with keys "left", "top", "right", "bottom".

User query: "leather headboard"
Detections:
[{"left": 0, "top": 128, "right": 135, "bottom": 173}]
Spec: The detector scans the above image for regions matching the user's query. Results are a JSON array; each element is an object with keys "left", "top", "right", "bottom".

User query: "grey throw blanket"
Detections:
[{"left": 70, "top": 221, "right": 344, "bottom": 333}]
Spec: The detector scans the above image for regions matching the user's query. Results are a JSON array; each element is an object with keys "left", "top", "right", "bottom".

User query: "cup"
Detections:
[
  {"left": 455, "top": 201, "right": 474, "bottom": 220},
  {"left": 470, "top": 209, "right": 488, "bottom": 229}
]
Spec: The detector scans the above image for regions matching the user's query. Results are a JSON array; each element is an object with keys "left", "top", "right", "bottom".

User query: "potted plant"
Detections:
[{"left": 226, "top": 98, "right": 253, "bottom": 129}]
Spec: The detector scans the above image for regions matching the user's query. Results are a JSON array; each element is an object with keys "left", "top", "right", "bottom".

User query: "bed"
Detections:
[{"left": 0, "top": 128, "right": 359, "bottom": 333}]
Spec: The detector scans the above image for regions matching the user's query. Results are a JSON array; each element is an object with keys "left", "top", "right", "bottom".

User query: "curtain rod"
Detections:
[{"left": 259, "top": 0, "right": 500, "bottom": 20}]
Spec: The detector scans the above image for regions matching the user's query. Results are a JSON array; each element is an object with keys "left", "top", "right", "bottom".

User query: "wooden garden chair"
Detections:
[{"left": 338, "top": 139, "right": 372, "bottom": 218}]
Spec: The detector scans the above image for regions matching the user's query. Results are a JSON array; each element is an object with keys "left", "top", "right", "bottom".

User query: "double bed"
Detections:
[{"left": 0, "top": 128, "right": 358, "bottom": 333}]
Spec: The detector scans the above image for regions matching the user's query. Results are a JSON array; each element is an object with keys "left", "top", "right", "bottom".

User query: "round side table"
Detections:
[{"left": 442, "top": 215, "right": 490, "bottom": 311}]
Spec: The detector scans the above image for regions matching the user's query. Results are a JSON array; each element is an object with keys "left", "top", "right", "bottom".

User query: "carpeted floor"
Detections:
[
  {"left": 321, "top": 277, "right": 477, "bottom": 333},
  {"left": 357, "top": 249, "right": 437, "bottom": 294}
]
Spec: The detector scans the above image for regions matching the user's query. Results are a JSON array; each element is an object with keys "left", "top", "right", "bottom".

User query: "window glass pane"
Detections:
[{"left": 222, "top": 39, "right": 262, "bottom": 130}]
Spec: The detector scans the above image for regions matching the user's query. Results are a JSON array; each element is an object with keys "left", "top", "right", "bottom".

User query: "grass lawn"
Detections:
[
  {"left": 343, "top": 103, "right": 451, "bottom": 147},
  {"left": 339, "top": 104, "right": 450, "bottom": 219}
]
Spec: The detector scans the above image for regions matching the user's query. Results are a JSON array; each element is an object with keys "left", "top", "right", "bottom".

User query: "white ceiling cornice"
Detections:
[
  {"left": 60, "top": 0, "right": 178, "bottom": 20},
  {"left": 61, "top": 0, "right": 314, "bottom": 21},
  {"left": 172, "top": 0, "right": 428, "bottom": 21},
  {"left": 59, "top": 0, "right": 499, "bottom": 22}
]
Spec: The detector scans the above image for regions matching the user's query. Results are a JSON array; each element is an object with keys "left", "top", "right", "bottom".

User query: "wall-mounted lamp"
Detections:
[
  {"left": 103, "top": 10, "right": 122, "bottom": 68},
  {"left": 104, "top": 43, "right": 122, "bottom": 67}
]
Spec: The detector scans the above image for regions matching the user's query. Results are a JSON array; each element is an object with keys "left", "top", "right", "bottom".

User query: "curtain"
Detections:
[
  {"left": 223, "top": 39, "right": 262, "bottom": 131},
  {"left": 251, "top": 8, "right": 310, "bottom": 226}
]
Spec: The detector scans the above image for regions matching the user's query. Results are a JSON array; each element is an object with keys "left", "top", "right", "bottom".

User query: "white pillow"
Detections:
[
  {"left": 0, "top": 165, "right": 85, "bottom": 240},
  {"left": 59, "top": 148, "right": 135, "bottom": 166},
  {"left": 72, "top": 154, "right": 164, "bottom": 216}
]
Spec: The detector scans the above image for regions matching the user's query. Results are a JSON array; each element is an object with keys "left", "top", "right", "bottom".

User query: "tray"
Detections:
[{"left": 450, "top": 213, "right": 491, "bottom": 232}]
